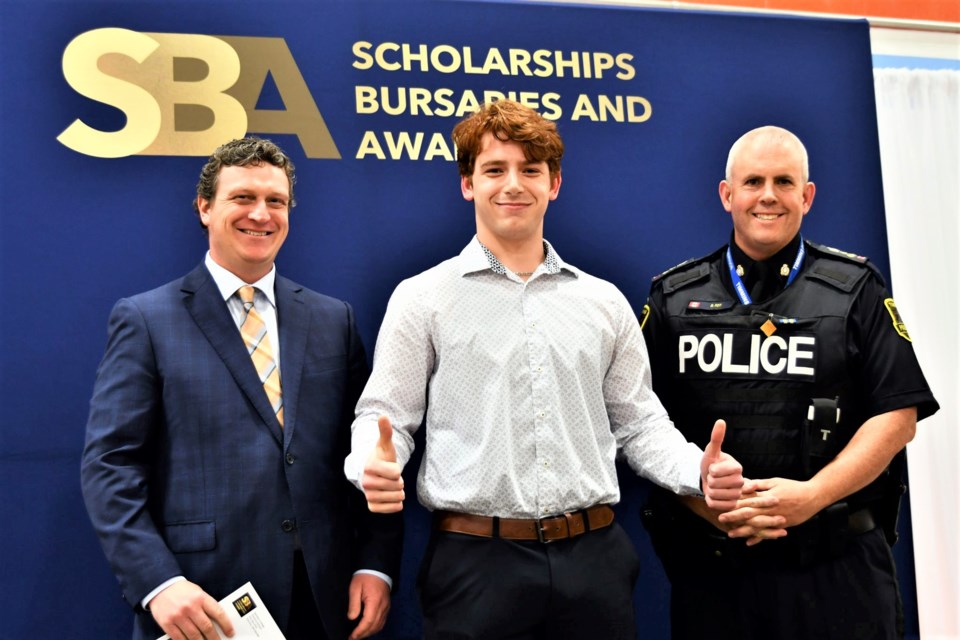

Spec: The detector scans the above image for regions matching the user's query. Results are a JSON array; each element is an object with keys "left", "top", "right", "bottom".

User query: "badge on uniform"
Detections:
[
  {"left": 761, "top": 319, "right": 777, "bottom": 337},
  {"left": 640, "top": 304, "right": 651, "bottom": 331},
  {"left": 686, "top": 300, "right": 734, "bottom": 312},
  {"left": 884, "top": 298, "right": 912, "bottom": 342}
]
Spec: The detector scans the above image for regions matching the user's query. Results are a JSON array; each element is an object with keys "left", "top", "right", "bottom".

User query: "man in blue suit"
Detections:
[{"left": 81, "top": 137, "right": 402, "bottom": 640}]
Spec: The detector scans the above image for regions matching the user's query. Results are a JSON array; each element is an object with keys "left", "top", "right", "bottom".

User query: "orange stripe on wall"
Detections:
[{"left": 682, "top": 0, "right": 959, "bottom": 23}]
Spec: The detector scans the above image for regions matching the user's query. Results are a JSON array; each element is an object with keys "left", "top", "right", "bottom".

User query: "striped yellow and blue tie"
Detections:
[{"left": 237, "top": 285, "right": 283, "bottom": 426}]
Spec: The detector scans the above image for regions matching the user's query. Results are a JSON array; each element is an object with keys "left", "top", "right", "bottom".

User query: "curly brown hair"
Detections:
[
  {"left": 193, "top": 137, "right": 297, "bottom": 229},
  {"left": 452, "top": 100, "right": 563, "bottom": 180}
]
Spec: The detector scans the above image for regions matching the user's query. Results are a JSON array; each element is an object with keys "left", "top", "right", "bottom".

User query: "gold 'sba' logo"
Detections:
[
  {"left": 232, "top": 593, "right": 257, "bottom": 616},
  {"left": 58, "top": 28, "right": 339, "bottom": 158}
]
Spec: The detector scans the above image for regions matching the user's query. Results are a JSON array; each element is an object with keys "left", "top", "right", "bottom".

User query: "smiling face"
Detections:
[
  {"left": 197, "top": 163, "right": 291, "bottom": 283},
  {"left": 719, "top": 129, "right": 815, "bottom": 261},
  {"left": 462, "top": 133, "right": 561, "bottom": 252}
]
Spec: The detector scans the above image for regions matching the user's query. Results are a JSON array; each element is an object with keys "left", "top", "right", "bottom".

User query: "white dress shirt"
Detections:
[
  {"left": 205, "top": 252, "right": 280, "bottom": 373},
  {"left": 346, "top": 237, "right": 702, "bottom": 519}
]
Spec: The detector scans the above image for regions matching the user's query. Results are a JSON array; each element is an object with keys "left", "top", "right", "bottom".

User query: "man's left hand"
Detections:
[
  {"left": 347, "top": 573, "right": 391, "bottom": 640},
  {"left": 719, "top": 476, "right": 822, "bottom": 544}
]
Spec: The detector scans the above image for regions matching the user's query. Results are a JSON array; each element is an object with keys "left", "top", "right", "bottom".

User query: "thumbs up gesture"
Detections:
[
  {"left": 361, "top": 416, "right": 405, "bottom": 513},
  {"left": 699, "top": 419, "right": 745, "bottom": 511}
]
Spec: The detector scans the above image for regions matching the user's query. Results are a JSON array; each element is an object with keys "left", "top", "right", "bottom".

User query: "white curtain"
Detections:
[{"left": 874, "top": 67, "right": 960, "bottom": 640}]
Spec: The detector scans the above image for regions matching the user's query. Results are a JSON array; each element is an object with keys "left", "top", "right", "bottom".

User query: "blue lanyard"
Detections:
[{"left": 725, "top": 237, "right": 805, "bottom": 305}]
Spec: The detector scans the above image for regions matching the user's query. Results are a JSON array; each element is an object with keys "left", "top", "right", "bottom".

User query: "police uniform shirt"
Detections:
[{"left": 643, "top": 235, "right": 939, "bottom": 441}]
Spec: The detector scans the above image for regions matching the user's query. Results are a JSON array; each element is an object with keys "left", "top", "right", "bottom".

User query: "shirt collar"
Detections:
[
  {"left": 458, "top": 236, "right": 576, "bottom": 278},
  {"left": 204, "top": 251, "right": 277, "bottom": 307},
  {"left": 729, "top": 233, "right": 802, "bottom": 274}
]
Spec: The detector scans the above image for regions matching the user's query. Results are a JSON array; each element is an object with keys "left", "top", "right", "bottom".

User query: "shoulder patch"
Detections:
[
  {"left": 639, "top": 304, "right": 651, "bottom": 331},
  {"left": 884, "top": 298, "right": 912, "bottom": 342}
]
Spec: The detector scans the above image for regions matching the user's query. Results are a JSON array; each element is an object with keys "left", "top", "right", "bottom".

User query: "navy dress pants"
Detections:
[{"left": 417, "top": 523, "right": 640, "bottom": 640}]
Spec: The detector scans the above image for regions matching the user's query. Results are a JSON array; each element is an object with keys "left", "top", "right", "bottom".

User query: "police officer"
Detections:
[{"left": 641, "top": 126, "right": 939, "bottom": 639}]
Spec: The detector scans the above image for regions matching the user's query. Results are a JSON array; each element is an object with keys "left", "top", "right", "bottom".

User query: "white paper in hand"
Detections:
[{"left": 157, "top": 582, "right": 286, "bottom": 639}]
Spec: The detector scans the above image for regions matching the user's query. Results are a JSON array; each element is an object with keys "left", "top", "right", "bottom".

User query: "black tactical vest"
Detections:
[{"left": 652, "top": 242, "right": 874, "bottom": 481}]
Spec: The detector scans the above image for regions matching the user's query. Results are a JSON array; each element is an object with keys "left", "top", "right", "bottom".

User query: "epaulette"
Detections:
[
  {"left": 651, "top": 247, "right": 725, "bottom": 295},
  {"left": 805, "top": 239, "right": 884, "bottom": 291},
  {"left": 650, "top": 257, "right": 698, "bottom": 283},
  {"left": 805, "top": 240, "right": 869, "bottom": 264},
  {"left": 650, "top": 246, "right": 724, "bottom": 284}
]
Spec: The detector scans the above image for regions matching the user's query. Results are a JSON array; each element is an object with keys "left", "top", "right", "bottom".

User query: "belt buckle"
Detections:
[{"left": 536, "top": 516, "right": 555, "bottom": 544}]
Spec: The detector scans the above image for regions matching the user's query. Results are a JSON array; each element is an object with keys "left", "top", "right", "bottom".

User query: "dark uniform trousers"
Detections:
[
  {"left": 668, "top": 528, "right": 903, "bottom": 640},
  {"left": 417, "top": 523, "right": 640, "bottom": 640}
]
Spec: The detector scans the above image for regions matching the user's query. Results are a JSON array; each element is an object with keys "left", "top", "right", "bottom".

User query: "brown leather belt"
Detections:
[{"left": 433, "top": 504, "right": 614, "bottom": 543}]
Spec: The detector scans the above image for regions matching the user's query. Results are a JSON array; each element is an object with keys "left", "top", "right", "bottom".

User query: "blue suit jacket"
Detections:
[{"left": 81, "top": 263, "right": 402, "bottom": 640}]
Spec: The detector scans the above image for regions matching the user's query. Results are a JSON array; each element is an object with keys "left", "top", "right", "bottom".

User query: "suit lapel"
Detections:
[
  {"left": 275, "top": 275, "right": 308, "bottom": 446},
  {"left": 181, "top": 264, "right": 283, "bottom": 445}
]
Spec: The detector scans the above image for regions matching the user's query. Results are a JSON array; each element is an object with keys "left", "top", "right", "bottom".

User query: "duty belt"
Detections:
[{"left": 723, "top": 505, "right": 878, "bottom": 567}]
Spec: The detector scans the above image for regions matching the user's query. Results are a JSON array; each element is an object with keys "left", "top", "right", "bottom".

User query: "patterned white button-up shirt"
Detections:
[{"left": 345, "top": 236, "right": 702, "bottom": 518}]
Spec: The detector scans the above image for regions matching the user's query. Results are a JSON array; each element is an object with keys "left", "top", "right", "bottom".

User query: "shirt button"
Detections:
[
  {"left": 285, "top": 453, "right": 295, "bottom": 465},
  {"left": 281, "top": 519, "right": 295, "bottom": 532}
]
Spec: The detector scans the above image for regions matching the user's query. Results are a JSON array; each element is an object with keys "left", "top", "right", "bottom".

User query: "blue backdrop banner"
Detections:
[{"left": 0, "top": 1, "right": 904, "bottom": 637}]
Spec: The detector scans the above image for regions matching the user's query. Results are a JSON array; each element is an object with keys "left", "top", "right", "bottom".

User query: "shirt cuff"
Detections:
[
  {"left": 683, "top": 442, "right": 706, "bottom": 497},
  {"left": 344, "top": 420, "right": 381, "bottom": 491},
  {"left": 142, "top": 576, "right": 186, "bottom": 610},
  {"left": 353, "top": 569, "right": 393, "bottom": 591}
]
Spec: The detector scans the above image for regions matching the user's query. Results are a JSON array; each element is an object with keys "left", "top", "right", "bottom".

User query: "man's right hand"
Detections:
[
  {"left": 149, "top": 580, "right": 234, "bottom": 640},
  {"left": 699, "top": 420, "right": 745, "bottom": 510},
  {"left": 361, "top": 416, "right": 405, "bottom": 513},
  {"left": 681, "top": 479, "right": 788, "bottom": 545}
]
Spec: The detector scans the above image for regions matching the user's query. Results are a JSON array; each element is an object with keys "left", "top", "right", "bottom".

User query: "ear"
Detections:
[
  {"left": 801, "top": 181, "right": 816, "bottom": 215},
  {"left": 461, "top": 175, "right": 474, "bottom": 202},
  {"left": 548, "top": 172, "right": 562, "bottom": 201},
  {"left": 197, "top": 196, "right": 211, "bottom": 226},
  {"left": 718, "top": 180, "right": 733, "bottom": 212}
]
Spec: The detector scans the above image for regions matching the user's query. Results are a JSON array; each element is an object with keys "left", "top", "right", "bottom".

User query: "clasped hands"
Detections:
[{"left": 699, "top": 419, "right": 824, "bottom": 546}]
